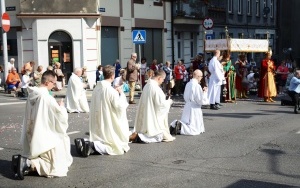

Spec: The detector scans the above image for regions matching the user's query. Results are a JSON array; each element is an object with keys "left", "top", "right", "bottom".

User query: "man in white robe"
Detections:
[
  {"left": 129, "top": 70, "right": 175, "bottom": 143},
  {"left": 74, "top": 65, "right": 130, "bottom": 156},
  {"left": 170, "top": 70, "right": 205, "bottom": 135},
  {"left": 65, "top": 67, "right": 89, "bottom": 113},
  {"left": 12, "top": 70, "right": 73, "bottom": 180},
  {"left": 207, "top": 50, "right": 224, "bottom": 110}
]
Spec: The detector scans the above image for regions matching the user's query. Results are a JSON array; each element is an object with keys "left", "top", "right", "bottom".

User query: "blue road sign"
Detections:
[
  {"left": 206, "top": 34, "right": 215, "bottom": 40},
  {"left": 98, "top": 8, "right": 105, "bottom": 12},
  {"left": 132, "top": 30, "right": 146, "bottom": 44}
]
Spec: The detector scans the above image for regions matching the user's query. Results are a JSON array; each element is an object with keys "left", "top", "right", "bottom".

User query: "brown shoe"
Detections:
[
  {"left": 129, "top": 100, "right": 136, "bottom": 104},
  {"left": 129, "top": 132, "right": 138, "bottom": 142}
]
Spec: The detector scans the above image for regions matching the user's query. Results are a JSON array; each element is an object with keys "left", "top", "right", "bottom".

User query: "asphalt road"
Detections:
[{"left": 0, "top": 90, "right": 300, "bottom": 188}]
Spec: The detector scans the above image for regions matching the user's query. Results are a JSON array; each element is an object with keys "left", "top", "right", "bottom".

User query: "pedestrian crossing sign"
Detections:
[{"left": 132, "top": 30, "right": 146, "bottom": 44}]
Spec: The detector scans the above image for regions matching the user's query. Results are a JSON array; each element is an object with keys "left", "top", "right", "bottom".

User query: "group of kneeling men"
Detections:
[{"left": 12, "top": 65, "right": 206, "bottom": 180}]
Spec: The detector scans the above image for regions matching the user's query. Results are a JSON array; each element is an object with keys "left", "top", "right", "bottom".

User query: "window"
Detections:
[
  {"left": 237, "top": 0, "right": 242, "bottom": 15},
  {"left": 190, "top": 41, "right": 194, "bottom": 58},
  {"left": 263, "top": 0, "right": 267, "bottom": 17},
  {"left": 133, "top": 0, "right": 144, "bottom": 4},
  {"left": 255, "top": 0, "right": 260, "bottom": 17},
  {"left": 255, "top": 34, "right": 260, "bottom": 39},
  {"left": 153, "top": 0, "right": 162, "bottom": 6},
  {"left": 177, "top": 41, "right": 181, "bottom": 59},
  {"left": 270, "top": 0, "right": 274, "bottom": 18},
  {"left": 177, "top": 32, "right": 181, "bottom": 59},
  {"left": 220, "top": 33, "right": 225, "bottom": 39},
  {"left": 247, "top": 0, "right": 251, "bottom": 15},
  {"left": 238, "top": 33, "right": 244, "bottom": 39},
  {"left": 228, "top": 0, "right": 233, "bottom": 13}
]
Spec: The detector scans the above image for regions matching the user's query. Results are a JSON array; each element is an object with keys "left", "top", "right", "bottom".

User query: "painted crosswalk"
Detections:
[{"left": 0, "top": 101, "right": 26, "bottom": 106}]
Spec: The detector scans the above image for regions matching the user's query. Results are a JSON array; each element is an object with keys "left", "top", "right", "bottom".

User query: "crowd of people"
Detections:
[{"left": 6, "top": 49, "right": 300, "bottom": 180}]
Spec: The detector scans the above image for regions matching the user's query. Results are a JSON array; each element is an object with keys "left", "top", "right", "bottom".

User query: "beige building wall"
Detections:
[{"left": 101, "top": 0, "right": 172, "bottom": 67}]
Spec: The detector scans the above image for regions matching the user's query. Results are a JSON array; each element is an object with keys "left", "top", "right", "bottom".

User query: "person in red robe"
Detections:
[{"left": 258, "top": 50, "right": 277, "bottom": 102}]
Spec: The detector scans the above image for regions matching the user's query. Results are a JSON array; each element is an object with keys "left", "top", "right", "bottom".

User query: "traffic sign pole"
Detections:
[{"left": 1, "top": 1, "right": 9, "bottom": 82}]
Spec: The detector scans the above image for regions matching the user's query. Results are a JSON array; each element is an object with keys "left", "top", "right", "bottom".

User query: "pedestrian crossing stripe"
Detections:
[{"left": 133, "top": 31, "right": 145, "bottom": 42}]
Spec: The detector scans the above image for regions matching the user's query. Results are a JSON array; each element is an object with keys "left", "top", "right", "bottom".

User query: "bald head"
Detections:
[
  {"left": 193, "top": 69, "right": 203, "bottom": 83},
  {"left": 74, "top": 67, "right": 83, "bottom": 76}
]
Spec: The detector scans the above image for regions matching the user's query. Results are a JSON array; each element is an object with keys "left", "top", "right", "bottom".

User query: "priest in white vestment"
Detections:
[
  {"left": 65, "top": 67, "right": 89, "bottom": 113},
  {"left": 171, "top": 70, "right": 205, "bottom": 135},
  {"left": 207, "top": 50, "right": 224, "bottom": 110},
  {"left": 74, "top": 65, "right": 130, "bottom": 156},
  {"left": 13, "top": 70, "right": 73, "bottom": 180},
  {"left": 130, "top": 70, "right": 175, "bottom": 143}
]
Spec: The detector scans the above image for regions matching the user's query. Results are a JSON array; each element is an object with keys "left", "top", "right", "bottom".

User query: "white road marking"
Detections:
[
  {"left": 0, "top": 147, "right": 4, "bottom": 151},
  {"left": 0, "top": 101, "right": 26, "bottom": 106},
  {"left": 296, "top": 130, "right": 300, "bottom": 134},
  {"left": 67, "top": 131, "right": 80, "bottom": 135}
]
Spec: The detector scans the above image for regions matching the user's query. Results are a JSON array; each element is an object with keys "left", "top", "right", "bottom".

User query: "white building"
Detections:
[{"left": 1, "top": 0, "right": 101, "bottom": 86}]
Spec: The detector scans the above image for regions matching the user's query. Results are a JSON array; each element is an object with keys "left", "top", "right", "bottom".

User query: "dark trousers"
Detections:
[
  {"left": 288, "top": 90, "right": 300, "bottom": 109},
  {"left": 175, "top": 79, "right": 183, "bottom": 95}
]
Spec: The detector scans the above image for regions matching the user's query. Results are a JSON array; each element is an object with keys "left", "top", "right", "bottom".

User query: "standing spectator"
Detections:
[
  {"left": 0, "top": 65, "right": 3, "bottom": 87},
  {"left": 81, "top": 66, "right": 88, "bottom": 84},
  {"left": 207, "top": 50, "right": 224, "bottom": 110},
  {"left": 174, "top": 60, "right": 185, "bottom": 96},
  {"left": 150, "top": 59, "right": 159, "bottom": 72},
  {"left": 249, "top": 58, "right": 257, "bottom": 69},
  {"left": 170, "top": 69, "right": 205, "bottom": 135},
  {"left": 276, "top": 61, "right": 289, "bottom": 95},
  {"left": 129, "top": 70, "right": 175, "bottom": 143},
  {"left": 288, "top": 70, "right": 300, "bottom": 114},
  {"left": 126, "top": 52, "right": 138, "bottom": 104},
  {"left": 162, "top": 61, "right": 172, "bottom": 97},
  {"left": 65, "top": 68, "right": 89, "bottom": 113},
  {"left": 140, "top": 57, "right": 147, "bottom": 89},
  {"left": 235, "top": 54, "right": 249, "bottom": 98},
  {"left": 21, "top": 71, "right": 33, "bottom": 97},
  {"left": 7, "top": 58, "right": 15, "bottom": 74},
  {"left": 182, "top": 65, "right": 189, "bottom": 93},
  {"left": 192, "top": 55, "right": 201, "bottom": 71},
  {"left": 113, "top": 59, "right": 121, "bottom": 77},
  {"left": 12, "top": 70, "right": 73, "bottom": 180},
  {"left": 33, "top": 65, "right": 43, "bottom": 87},
  {"left": 95, "top": 65, "right": 104, "bottom": 85},
  {"left": 258, "top": 50, "right": 277, "bottom": 102},
  {"left": 74, "top": 65, "right": 130, "bottom": 156},
  {"left": 53, "top": 62, "right": 64, "bottom": 90},
  {"left": 6, "top": 68, "right": 21, "bottom": 96}
]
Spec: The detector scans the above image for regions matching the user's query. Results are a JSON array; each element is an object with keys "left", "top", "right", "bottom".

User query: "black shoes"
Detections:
[
  {"left": 170, "top": 121, "right": 181, "bottom": 135},
  {"left": 12, "top": 155, "right": 30, "bottom": 180},
  {"left": 294, "top": 106, "right": 299, "bottom": 114},
  {"left": 74, "top": 138, "right": 95, "bottom": 157},
  {"left": 74, "top": 138, "right": 83, "bottom": 156},
  {"left": 81, "top": 139, "right": 92, "bottom": 157},
  {"left": 210, "top": 104, "right": 220, "bottom": 110}
]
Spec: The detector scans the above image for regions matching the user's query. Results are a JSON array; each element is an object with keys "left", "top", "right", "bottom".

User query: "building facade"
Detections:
[
  {"left": 208, "top": 0, "right": 277, "bottom": 65},
  {"left": 277, "top": 0, "right": 300, "bottom": 67},
  {"left": 100, "top": 0, "right": 173, "bottom": 68},
  {"left": 1, "top": 0, "right": 101, "bottom": 86}
]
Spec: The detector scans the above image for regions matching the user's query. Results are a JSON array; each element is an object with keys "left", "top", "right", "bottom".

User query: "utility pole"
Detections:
[{"left": 1, "top": 0, "right": 8, "bottom": 81}]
